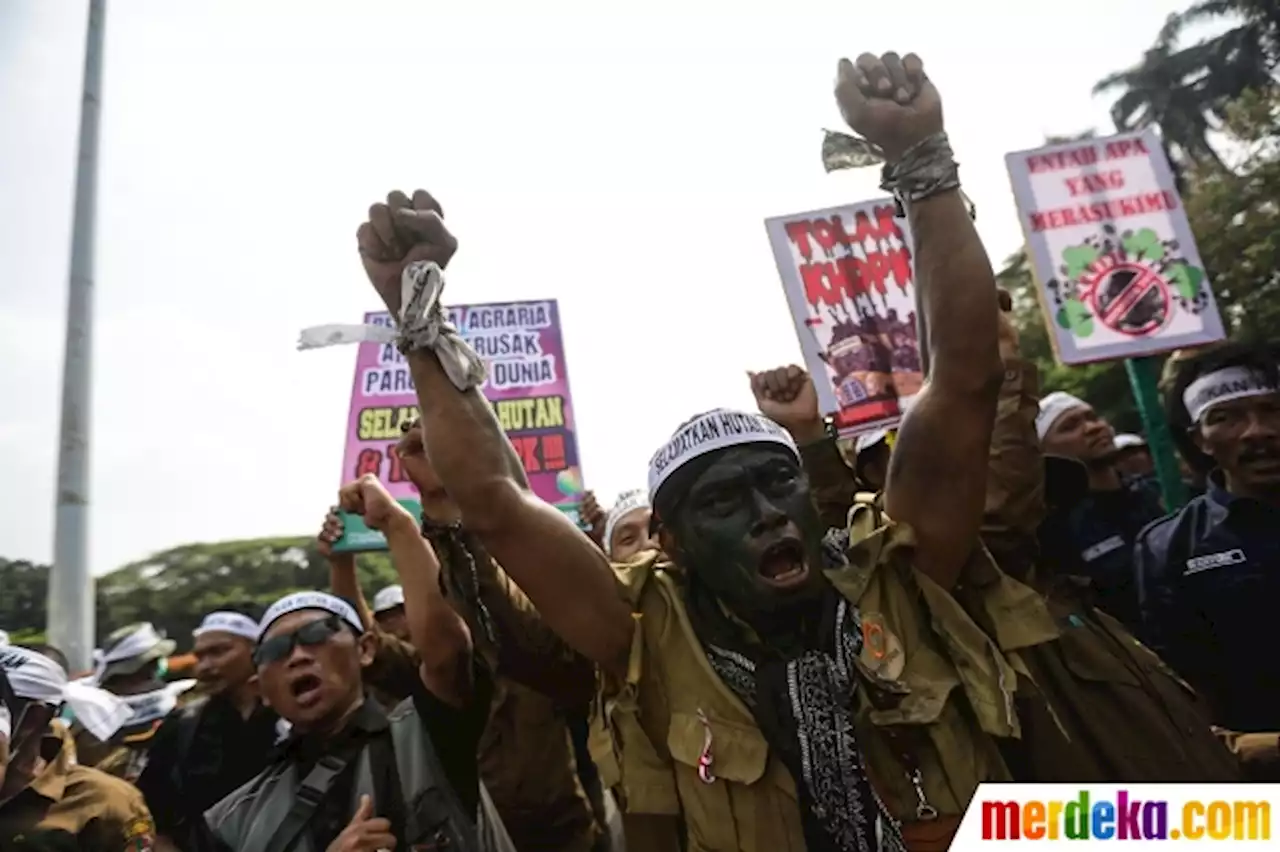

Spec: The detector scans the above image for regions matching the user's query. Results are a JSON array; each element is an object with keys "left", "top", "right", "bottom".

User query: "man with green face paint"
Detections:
[{"left": 347, "top": 49, "right": 1017, "bottom": 852}]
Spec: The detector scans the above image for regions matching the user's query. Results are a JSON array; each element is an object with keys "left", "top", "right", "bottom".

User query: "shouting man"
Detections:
[{"left": 354, "top": 50, "right": 1026, "bottom": 851}]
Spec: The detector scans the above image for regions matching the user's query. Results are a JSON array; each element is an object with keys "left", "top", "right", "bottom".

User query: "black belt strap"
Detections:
[
  {"left": 262, "top": 740, "right": 364, "bottom": 852},
  {"left": 367, "top": 731, "right": 409, "bottom": 848}
]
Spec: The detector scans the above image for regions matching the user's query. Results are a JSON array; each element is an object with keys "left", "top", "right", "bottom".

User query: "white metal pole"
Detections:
[{"left": 49, "top": 0, "right": 106, "bottom": 673}]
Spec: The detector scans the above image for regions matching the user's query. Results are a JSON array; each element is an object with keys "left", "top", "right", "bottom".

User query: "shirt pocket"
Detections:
[
  {"left": 1056, "top": 622, "right": 1141, "bottom": 689},
  {"left": 666, "top": 711, "right": 776, "bottom": 852},
  {"left": 860, "top": 671, "right": 966, "bottom": 820},
  {"left": 600, "top": 694, "right": 679, "bottom": 817}
]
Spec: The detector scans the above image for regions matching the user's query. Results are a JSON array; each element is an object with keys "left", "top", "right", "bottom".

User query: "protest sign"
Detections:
[
  {"left": 1005, "top": 127, "right": 1225, "bottom": 365},
  {"left": 764, "top": 198, "right": 921, "bottom": 439},
  {"left": 334, "top": 300, "right": 584, "bottom": 552}
]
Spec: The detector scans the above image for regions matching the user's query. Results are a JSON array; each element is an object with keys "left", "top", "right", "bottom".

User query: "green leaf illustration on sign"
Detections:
[
  {"left": 1166, "top": 261, "right": 1206, "bottom": 301},
  {"left": 1062, "top": 244, "right": 1102, "bottom": 279},
  {"left": 1056, "top": 297, "right": 1094, "bottom": 337},
  {"left": 1122, "top": 228, "right": 1165, "bottom": 263}
]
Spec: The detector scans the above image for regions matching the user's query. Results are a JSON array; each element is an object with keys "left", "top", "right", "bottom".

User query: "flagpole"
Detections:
[{"left": 48, "top": 0, "right": 107, "bottom": 673}]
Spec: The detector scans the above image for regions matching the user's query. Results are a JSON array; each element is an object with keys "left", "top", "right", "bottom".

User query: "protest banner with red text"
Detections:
[
  {"left": 1005, "top": 128, "right": 1225, "bottom": 365},
  {"left": 765, "top": 199, "right": 921, "bottom": 438},
  {"left": 334, "top": 300, "right": 584, "bottom": 552}
]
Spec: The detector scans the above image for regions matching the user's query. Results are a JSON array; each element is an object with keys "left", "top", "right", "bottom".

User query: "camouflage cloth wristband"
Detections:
[
  {"left": 395, "top": 261, "right": 487, "bottom": 392},
  {"left": 879, "top": 131, "right": 961, "bottom": 207}
]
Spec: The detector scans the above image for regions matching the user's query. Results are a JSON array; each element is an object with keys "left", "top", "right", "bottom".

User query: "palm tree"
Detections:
[
  {"left": 1094, "top": 2, "right": 1280, "bottom": 172},
  {"left": 1166, "top": 0, "right": 1280, "bottom": 77},
  {"left": 1093, "top": 31, "right": 1228, "bottom": 169}
]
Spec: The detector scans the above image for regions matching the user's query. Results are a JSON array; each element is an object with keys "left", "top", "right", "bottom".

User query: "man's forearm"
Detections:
[
  {"left": 407, "top": 350, "right": 529, "bottom": 510},
  {"left": 329, "top": 554, "right": 373, "bottom": 629},
  {"left": 907, "top": 190, "right": 1003, "bottom": 390},
  {"left": 384, "top": 513, "right": 475, "bottom": 705}
]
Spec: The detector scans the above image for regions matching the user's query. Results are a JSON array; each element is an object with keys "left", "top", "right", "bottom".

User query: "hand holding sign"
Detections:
[
  {"left": 356, "top": 189, "right": 458, "bottom": 317},
  {"left": 338, "top": 475, "right": 414, "bottom": 535},
  {"left": 834, "top": 53, "right": 942, "bottom": 164}
]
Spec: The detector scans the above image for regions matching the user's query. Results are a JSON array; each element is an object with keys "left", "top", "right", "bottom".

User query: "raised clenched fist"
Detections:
[
  {"left": 338, "top": 474, "right": 412, "bottom": 534},
  {"left": 749, "top": 365, "right": 825, "bottom": 443},
  {"left": 316, "top": 508, "right": 345, "bottom": 558},
  {"left": 834, "top": 52, "right": 943, "bottom": 163},
  {"left": 357, "top": 189, "right": 457, "bottom": 317}
]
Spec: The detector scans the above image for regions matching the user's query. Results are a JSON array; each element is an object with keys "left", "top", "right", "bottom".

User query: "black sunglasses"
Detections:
[{"left": 253, "top": 614, "right": 348, "bottom": 667}]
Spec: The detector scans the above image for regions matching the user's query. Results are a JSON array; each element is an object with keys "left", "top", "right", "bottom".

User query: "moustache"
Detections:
[{"left": 1238, "top": 443, "right": 1280, "bottom": 465}]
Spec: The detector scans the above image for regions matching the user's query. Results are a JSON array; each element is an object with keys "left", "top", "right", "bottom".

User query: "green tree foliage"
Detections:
[
  {"left": 0, "top": 542, "right": 398, "bottom": 653},
  {"left": 1093, "top": 1, "right": 1277, "bottom": 169},
  {"left": 1182, "top": 88, "right": 1280, "bottom": 341}
]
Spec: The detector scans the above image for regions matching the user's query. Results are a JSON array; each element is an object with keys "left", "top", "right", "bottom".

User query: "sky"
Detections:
[{"left": 0, "top": 0, "right": 1201, "bottom": 575}]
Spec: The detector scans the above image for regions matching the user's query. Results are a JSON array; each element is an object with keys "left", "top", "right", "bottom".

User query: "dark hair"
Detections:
[
  {"left": 21, "top": 644, "right": 70, "bottom": 675},
  {"left": 1164, "top": 342, "right": 1280, "bottom": 474}
]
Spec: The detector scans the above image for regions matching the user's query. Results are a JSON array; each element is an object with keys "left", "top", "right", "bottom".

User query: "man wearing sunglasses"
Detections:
[
  {"left": 198, "top": 487, "right": 514, "bottom": 852},
  {"left": 1, "top": 645, "right": 156, "bottom": 851}
]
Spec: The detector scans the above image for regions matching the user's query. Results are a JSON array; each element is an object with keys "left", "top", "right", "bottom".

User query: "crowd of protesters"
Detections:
[{"left": 2, "top": 50, "right": 1278, "bottom": 852}]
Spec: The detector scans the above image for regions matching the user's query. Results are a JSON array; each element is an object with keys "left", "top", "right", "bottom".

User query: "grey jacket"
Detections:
[{"left": 204, "top": 698, "right": 515, "bottom": 852}]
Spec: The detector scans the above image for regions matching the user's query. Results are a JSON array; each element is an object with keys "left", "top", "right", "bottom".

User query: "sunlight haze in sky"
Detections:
[{"left": 1, "top": 0, "right": 1194, "bottom": 574}]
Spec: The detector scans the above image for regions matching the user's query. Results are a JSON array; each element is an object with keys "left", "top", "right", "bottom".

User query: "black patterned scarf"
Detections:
[{"left": 692, "top": 537, "right": 906, "bottom": 852}]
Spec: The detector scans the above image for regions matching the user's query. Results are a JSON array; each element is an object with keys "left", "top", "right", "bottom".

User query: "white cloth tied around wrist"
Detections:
[
  {"left": 0, "top": 645, "right": 131, "bottom": 742},
  {"left": 193, "top": 611, "right": 260, "bottom": 642},
  {"left": 1183, "top": 366, "right": 1279, "bottom": 423},
  {"left": 296, "top": 262, "right": 487, "bottom": 392},
  {"left": 258, "top": 591, "right": 364, "bottom": 641}
]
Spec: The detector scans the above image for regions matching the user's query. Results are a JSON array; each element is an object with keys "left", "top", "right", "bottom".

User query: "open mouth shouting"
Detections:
[
  {"left": 288, "top": 672, "right": 325, "bottom": 709},
  {"left": 758, "top": 537, "right": 810, "bottom": 589}
]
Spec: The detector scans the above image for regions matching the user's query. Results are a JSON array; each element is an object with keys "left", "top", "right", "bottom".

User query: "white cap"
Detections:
[
  {"left": 648, "top": 409, "right": 799, "bottom": 504},
  {"left": 1035, "top": 391, "right": 1088, "bottom": 440},
  {"left": 1113, "top": 433, "right": 1147, "bottom": 451},
  {"left": 603, "top": 490, "right": 650, "bottom": 557},
  {"left": 1183, "top": 365, "right": 1279, "bottom": 423},
  {"left": 258, "top": 591, "right": 364, "bottom": 640},
  {"left": 193, "top": 611, "right": 259, "bottom": 642},
  {"left": 372, "top": 585, "right": 406, "bottom": 614}
]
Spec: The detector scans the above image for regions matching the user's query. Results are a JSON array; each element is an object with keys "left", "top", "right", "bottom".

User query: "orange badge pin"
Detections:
[{"left": 858, "top": 612, "right": 905, "bottom": 681}]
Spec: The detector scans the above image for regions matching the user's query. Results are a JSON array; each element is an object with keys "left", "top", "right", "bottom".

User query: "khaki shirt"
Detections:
[
  {"left": 0, "top": 724, "right": 157, "bottom": 851},
  {"left": 363, "top": 626, "right": 423, "bottom": 708},
  {"left": 963, "top": 353, "right": 1241, "bottom": 782},
  {"left": 479, "top": 678, "right": 599, "bottom": 852},
  {"left": 72, "top": 726, "right": 153, "bottom": 785},
  {"left": 591, "top": 520, "right": 1037, "bottom": 852}
]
